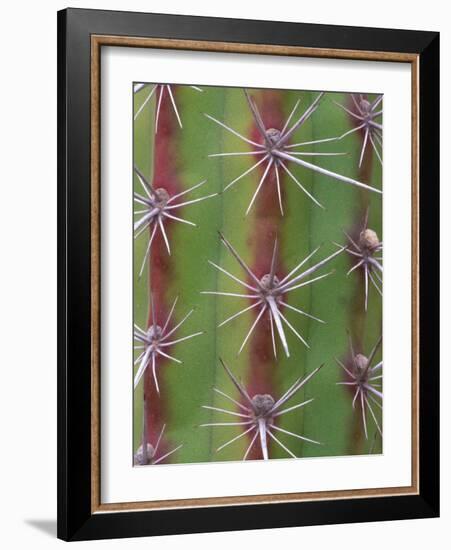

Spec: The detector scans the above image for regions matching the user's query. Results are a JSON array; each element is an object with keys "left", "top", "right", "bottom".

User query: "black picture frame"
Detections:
[{"left": 57, "top": 7, "right": 439, "bottom": 541}]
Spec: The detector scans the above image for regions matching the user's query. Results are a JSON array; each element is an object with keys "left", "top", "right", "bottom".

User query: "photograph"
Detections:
[
  {"left": 0, "top": 0, "right": 444, "bottom": 543},
  {"left": 55, "top": 7, "right": 440, "bottom": 541},
  {"left": 132, "top": 83, "right": 383, "bottom": 466}
]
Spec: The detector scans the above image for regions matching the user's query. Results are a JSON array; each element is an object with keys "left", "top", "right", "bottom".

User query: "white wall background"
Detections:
[{"left": 0, "top": 1, "right": 447, "bottom": 547}]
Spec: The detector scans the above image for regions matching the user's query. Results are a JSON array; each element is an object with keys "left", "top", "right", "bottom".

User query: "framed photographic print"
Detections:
[{"left": 57, "top": 8, "right": 439, "bottom": 541}]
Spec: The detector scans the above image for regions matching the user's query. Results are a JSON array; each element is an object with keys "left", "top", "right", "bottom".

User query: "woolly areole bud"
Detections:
[
  {"left": 359, "top": 99, "right": 371, "bottom": 114},
  {"left": 148, "top": 325, "right": 163, "bottom": 341},
  {"left": 134, "top": 443, "right": 155, "bottom": 465},
  {"left": 260, "top": 273, "right": 280, "bottom": 290},
  {"left": 359, "top": 228, "right": 380, "bottom": 251},
  {"left": 354, "top": 353, "right": 369, "bottom": 372},
  {"left": 252, "top": 394, "right": 275, "bottom": 417},
  {"left": 154, "top": 187, "right": 170, "bottom": 206},
  {"left": 265, "top": 128, "right": 282, "bottom": 146}
]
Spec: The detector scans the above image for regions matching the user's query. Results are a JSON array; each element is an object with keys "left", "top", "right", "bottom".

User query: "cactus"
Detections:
[{"left": 133, "top": 84, "right": 383, "bottom": 464}]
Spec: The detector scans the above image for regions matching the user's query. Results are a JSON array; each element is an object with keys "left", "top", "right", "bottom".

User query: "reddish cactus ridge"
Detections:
[
  {"left": 246, "top": 89, "right": 286, "bottom": 459},
  {"left": 145, "top": 86, "right": 184, "bottom": 461}
]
